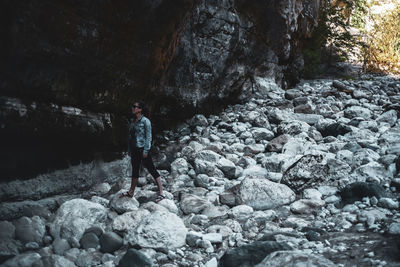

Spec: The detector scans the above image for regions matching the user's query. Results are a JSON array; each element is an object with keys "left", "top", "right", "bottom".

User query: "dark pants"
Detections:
[{"left": 131, "top": 147, "right": 160, "bottom": 179}]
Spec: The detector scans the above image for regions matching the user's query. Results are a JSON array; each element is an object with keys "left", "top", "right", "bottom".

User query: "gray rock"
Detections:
[
  {"left": 32, "top": 255, "right": 76, "bottom": 267},
  {"left": 186, "top": 231, "right": 203, "bottom": 247},
  {"left": 219, "top": 191, "right": 237, "bottom": 207},
  {"left": 84, "top": 226, "right": 104, "bottom": 237},
  {"left": 387, "top": 222, "right": 400, "bottom": 234},
  {"left": 344, "top": 106, "right": 371, "bottom": 120},
  {"left": 251, "top": 128, "right": 274, "bottom": 142},
  {"left": 52, "top": 238, "right": 71, "bottom": 256},
  {"left": 378, "top": 198, "right": 399, "bottom": 209},
  {"left": 79, "top": 232, "right": 99, "bottom": 249},
  {"left": 100, "top": 232, "right": 123, "bottom": 253},
  {"left": 376, "top": 109, "right": 397, "bottom": 126},
  {"left": 0, "top": 221, "right": 15, "bottom": 239},
  {"left": 14, "top": 216, "right": 46, "bottom": 245},
  {"left": 266, "top": 134, "right": 291, "bottom": 153},
  {"left": 2, "top": 252, "right": 41, "bottom": 267},
  {"left": 243, "top": 144, "right": 265, "bottom": 154},
  {"left": 219, "top": 241, "right": 292, "bottom": 267},
  {"left": 0, "top": 238, "right": 21, "bottom": 263},
  {"left": 76, "top": 250, "right": 102, "bottom": 267},
  {"left": 217, "top": 157, "right": 237, "bottom": 179}
]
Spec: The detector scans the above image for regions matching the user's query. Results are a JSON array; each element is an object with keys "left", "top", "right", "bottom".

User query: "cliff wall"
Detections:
[{"left": 0, "top": 0, "right": 321, "bottom": 180}]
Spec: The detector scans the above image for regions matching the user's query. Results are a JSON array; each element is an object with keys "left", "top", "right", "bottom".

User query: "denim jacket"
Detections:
[{"left": 128, "top": 115, "right": 152, "bottom": 154}]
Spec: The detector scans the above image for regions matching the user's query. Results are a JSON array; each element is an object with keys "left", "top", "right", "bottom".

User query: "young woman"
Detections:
[{"left": 120, "top": 101, "right": 165, "bottom": 202}]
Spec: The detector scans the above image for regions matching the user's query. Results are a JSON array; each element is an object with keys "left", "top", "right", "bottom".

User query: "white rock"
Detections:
[
  {"left": 202, "top": 233, "right": 223, "bottom": 244},
  {"left": 91, "top": 183, "right": 111, "bottom": 194},
  {"left": 228, "top": 205, "right": 254, "bottom": 220},
  {"left": 202, "top": 205, "right": 229, "bottom": 220},
  {"left": 180, "top": 194, "right": 211, "bottom": 215},
  {"left": 171, "top": 158, "right": 189, "bottom": 175},
  {"left": 109, "top": 190, "right": 140, "bottom": 214},
  {"left": 50, "top": 199, "right": 108, "bottom": 242},
  {"left": 157, "top": 199, "right": 179, "bottom": 214},
  {"left": 242, "top": 165, "right": 269, "bottom": 178},
  {"left": 303, "top": 188, "right": 322, "bottom": 200},
  {"left": 317, "top": 186, "right": 338, "bottom": 197},
  {"left": 125, "top": 210, "right": 188, "bottom": 249},
  {"left": 290, "top": 199, "right": 325, "bottom": 214},
  {"left": 205, "top": 257, "right": 218, "bottom": 267},
  {"left": 379, "top": 198, "right": 399, "bottom": 209},
  {"left": 237, "top": 178, "right": 295, "bottom": 210},
  {"left": 112, "top": 209, "right": 150, "bottom": 232},
  {"left": 282, "top": 137, "right": 314, "bottom": 156}
]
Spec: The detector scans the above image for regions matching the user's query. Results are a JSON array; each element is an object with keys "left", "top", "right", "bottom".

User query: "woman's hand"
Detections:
[{"left": 143, "top": 152, "right": 148, "bottom": 158}]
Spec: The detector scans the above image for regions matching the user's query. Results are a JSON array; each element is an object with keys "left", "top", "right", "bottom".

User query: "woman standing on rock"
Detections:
[{"left": 120, "top": 101, "right": 165, "bottom": 202}]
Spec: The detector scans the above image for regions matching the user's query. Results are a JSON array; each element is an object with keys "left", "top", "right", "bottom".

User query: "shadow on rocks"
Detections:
[
  {"left": 218, "top": 241, "right": 292, "bottom": 267},
  {"left": 339, "top": 182, "right": 390, "bottom": 207}
]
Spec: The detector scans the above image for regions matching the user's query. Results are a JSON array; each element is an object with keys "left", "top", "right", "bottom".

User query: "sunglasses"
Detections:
[{"left": 132, "top": 105, "right": 141, "bottom": 109}]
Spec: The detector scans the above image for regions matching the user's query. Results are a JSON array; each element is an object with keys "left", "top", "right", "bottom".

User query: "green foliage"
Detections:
[
  {"left": 302, "top": 0, "right": 368, "bottom": 78},
  {"left": 351, "top": 0, "right": 368, "bottom": 29}
]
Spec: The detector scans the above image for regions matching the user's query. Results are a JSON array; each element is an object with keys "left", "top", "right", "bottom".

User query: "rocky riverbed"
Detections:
[{"left": 1, "top": 73, "right": 400, "bottom": 267}]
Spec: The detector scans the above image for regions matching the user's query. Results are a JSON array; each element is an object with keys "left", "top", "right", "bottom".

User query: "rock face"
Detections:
[{"left": 0, "top": 0, "right": 321, "bottom": 181}]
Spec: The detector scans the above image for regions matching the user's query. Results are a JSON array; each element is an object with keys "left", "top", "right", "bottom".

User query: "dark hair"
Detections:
[{"left": 134, "top": 100, "right": 149, "bottom": 116}]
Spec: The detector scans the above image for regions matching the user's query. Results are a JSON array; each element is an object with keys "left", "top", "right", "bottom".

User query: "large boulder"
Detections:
[
  {"left": 125, "top": 210, "right": 188, "bottom": 249},
  {"left": 219, "top": 241, "right": 291, "bottom": 267},
  {"left": 49, "top": 199, "right": 108, "bottom": 243},
  {"left": 237, "top": 178, "right": 295, "bottom": 210}
]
